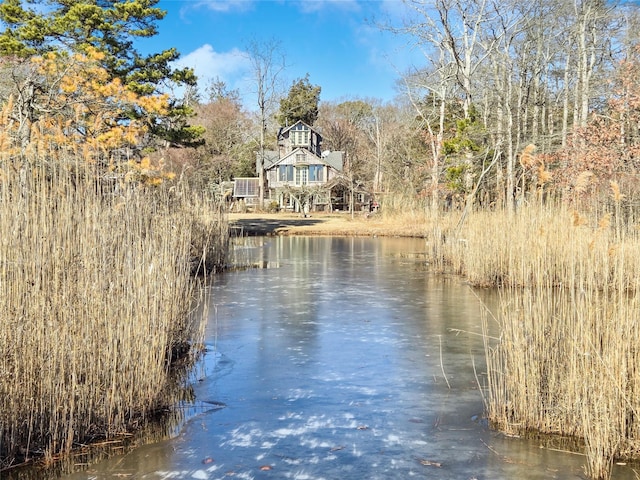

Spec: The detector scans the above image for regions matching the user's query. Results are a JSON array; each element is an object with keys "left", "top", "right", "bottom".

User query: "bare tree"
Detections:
[
  {"left": 403, "top": 0, "right": 495, "bottom": 120},
  {"left": 573, "top": 0, "right": 614, "bottom": 128},
  {"left": 317, "top": 100, "right": 371, "bottom": 183},
  {"left": 388, "top": 0, "right": 499, "bottom": 214},
  {"left": 357, "top": 102, "right": 399, "bottom": 194},
  {"left": 245, "top": 39, "right": 287, "bottom": 207},
  {"left": 403, "top": 65, "right": 453, "bottom": 215},
  {"left": 482, "top": 1, "right": 527, "bottom": 211},
  {"left": 1, "top": 57, "right": 50, "bottom": 150},
  {"left": 381, "top": 0, "right": 625, "bottom": 212}
]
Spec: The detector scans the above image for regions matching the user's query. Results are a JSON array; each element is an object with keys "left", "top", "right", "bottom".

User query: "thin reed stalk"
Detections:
[
  {"left": 0, "top": 153, "right": 227, "bottom": 469},
  {"left": 453, "top": 199, "right": 640, "bottom": 480},
  {"left": 434, "top": 200, "right": 640, "bottom": 291}
]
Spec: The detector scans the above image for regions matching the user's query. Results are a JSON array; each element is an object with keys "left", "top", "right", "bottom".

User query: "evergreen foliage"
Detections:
[
  {"left": 276, "top": 74, "right": 321, "bottom": 126},
  {"left": 0, "top": 0, "right": 201, "bottom": 148}
]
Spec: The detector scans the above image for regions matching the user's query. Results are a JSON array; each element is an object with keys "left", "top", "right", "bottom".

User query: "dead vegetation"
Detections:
[
  {"left": 0, "top": 155, "right": 227, "bottom": 471},
  {"left": 434, "top": 195, "right": 640, "bottom": 480},
  {"left": 4, "top": 172, "right": 638, "bottom": 479}
]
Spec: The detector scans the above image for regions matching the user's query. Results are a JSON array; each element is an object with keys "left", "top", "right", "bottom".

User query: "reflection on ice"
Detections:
[{"left": 59, "top": 237, "right": 639, "bottom": 480}]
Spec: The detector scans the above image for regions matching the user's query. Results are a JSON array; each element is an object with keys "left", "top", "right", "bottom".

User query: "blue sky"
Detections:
[{"left": 138, "top": 0, "right": 420, "bottom": 109}]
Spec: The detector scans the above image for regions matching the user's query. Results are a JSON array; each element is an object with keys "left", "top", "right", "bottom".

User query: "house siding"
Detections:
[{"left": 247, "top": 120, "right": 345, "bottom": 211}]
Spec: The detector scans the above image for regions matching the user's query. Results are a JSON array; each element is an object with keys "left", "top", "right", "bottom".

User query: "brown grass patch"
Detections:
[{"left": 228, "top": 211, "right": 435, "bottom": 237}]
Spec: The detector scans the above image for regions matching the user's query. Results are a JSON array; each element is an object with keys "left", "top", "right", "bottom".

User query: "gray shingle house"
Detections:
[{"left": 258, "top": 120, "right": 344, "bottom": 212}]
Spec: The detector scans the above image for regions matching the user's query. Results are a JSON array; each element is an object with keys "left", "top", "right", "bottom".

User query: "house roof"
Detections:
[
  {"left": 277, "top": 120, "right": 314, "bottom": 138},
  {"left": 323, "top": 151, "right": 343, "bottom": 171}
]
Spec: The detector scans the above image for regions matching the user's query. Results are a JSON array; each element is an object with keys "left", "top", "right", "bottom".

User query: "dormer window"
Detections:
[{"left": 290, "top": 123, "right": 310, "bottom": 147}]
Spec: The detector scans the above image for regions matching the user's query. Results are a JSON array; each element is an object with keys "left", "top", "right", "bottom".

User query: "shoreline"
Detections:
[{"left": 227, "top": 212, "right": 430, "bottom": 237}]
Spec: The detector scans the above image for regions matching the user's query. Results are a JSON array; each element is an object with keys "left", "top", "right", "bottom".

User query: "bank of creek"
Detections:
[{"left": 13, "top": 228, "right": 640, "bottom": 479}]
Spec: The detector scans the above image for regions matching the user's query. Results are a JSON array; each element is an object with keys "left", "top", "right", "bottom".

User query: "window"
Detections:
[
  {"left": 278, "top": 165, "right": 294, "bottom": 182},
  {"left": 290, "top": 124, "right": 310, "bottom": 147},
  {"left": 309, "top": 165, "right": 323, "bottom": 182},
  {"left": 295, "top": 166, "right": 308, "bottom": 185},
  {"left": 295, "top": 153, "right": 306, "bottom": 164}
]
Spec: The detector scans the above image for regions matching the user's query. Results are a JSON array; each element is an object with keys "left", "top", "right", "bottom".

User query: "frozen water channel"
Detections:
[{"left": 63, "top": 236, "right": 637, "bottom": 480}]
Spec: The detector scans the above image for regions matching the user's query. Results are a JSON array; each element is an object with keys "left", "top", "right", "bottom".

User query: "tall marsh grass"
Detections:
[
  {"left": 0, "top": 154, "right": 227, "bottom": 470},
  {"left": 437, "top": 197, "right": 640, "bottom": 479}
]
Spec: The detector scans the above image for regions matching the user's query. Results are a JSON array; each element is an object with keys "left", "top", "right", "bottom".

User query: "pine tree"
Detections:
[
  {"left": 276, "top": 74, "right": 321, "bottom": 126},
  {"left": 0, "top": 0, "right": 201, "bottom": 148}
]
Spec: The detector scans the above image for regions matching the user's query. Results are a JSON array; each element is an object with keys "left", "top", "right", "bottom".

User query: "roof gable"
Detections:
[
  {"left": 278, "top": 120, "right": 314, "bottom": 137},
  {"left": 261, "top": 150, "right": 280, "bottom": 169},
  {"left": 266, "top": 148, "right": 313, "bottom": 169}
]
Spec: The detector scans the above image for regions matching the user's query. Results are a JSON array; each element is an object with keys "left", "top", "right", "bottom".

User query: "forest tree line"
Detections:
[
  {"left": 0, "top": 0, "right": 638, "bottom": 213},
  {"left": 164, "top": 0, "right": 640, "bottom": 214}
]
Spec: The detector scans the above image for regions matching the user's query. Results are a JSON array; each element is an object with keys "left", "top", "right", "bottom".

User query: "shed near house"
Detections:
[
  {"left": 232, "top": 177, "right": 260, "bottom": 207},
  {"left": 233, "top": 177, "right": 259, "bottom": 197}
]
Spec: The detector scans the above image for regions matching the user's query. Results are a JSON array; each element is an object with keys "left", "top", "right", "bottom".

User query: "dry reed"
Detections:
[
  {"left": 0, "top": 152, "right": 227, "bottom": 470},
  {"left": 436, "top": 195, "right": 640, "bottom": 479}
]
